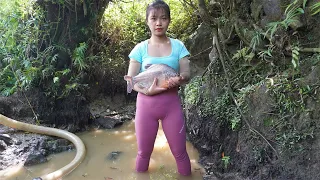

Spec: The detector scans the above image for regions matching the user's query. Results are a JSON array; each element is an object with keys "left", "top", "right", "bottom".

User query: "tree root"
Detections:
[{"left": 212, "top": 27, "right": 279, "bottom": 157}]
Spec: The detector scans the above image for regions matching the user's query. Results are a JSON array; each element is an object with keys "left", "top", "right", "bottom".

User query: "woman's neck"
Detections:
[{"left": 149, "top": 35, "right": 169, "bottom": 45}]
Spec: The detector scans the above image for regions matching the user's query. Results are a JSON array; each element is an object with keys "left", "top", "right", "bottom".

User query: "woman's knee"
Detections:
[
  {"left": 137, "top": 150, "right": 153, "bottom": 159},
  {"left": 172, "top": 150, "right": 189, "bottom": 161}
]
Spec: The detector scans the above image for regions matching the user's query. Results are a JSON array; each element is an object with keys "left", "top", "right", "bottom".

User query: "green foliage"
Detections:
[
  {"left": 307, "top": 53, "right": 320, "bottom": 65},
  {"left": 53, "top": 69, "right": 71, "bottom": 84},
  {"left": 211, "top": 92, "right": 239, "bottom": 125},
  {"left": 102, "top": 0, "right": 148, "bottom": 46},
  {"left": 166, "top": 0, "right": 199, "bottom": 41},
  {"left": 232, "top": 47, "right": 255, "bottom": 62},
  {"left": 249, "top": 31, "right": 262, "bottom": 51},
  {"left": 0, "top": 66, "right": 17, "bottom": 96},
  {"left": 265, "top": 0, "right": 305, "bottom": 39},
  {"left": 185, "top": 75, "right": 241, "bottom": 129},
  {"left": 0, "top": 0, "right": 44, "bottom": 95},
  {"left": 0, "top": 0, "right": 90, "bottom": 98},
  {"left": 291, "top": 45, "right": 300, "bottom": 69},
  {"left": 184, "top": 76, "right": 203, "bottom": 105},
  {"left": 233, "top": 83, "right": 259, "bottom": 128},
  {"left": 98, "top": 1, "right": 149, "bottom": 81},
  {"left": 72, "top": 42, "right": 88, "bottom": 71},
  {"left": 257, "top": 45, "right": 274, "bottom": 61},
  {"left": 252, "top": 146, "right": 271, "bottom": 163},
  {"left": 221, "top": 155, "right": 230, "bottom": 169},
  {"left": 231, "top": 47, "right": 268, "bottom": 90},
  {"left": 310, "top": 2, "right": 320, "bottom": 15},
  {"left": 266, "top": 76, "right": 315, "bottom": 152},
  {"left": 184, "top": 75, "right": 216, "bottom": 118}
]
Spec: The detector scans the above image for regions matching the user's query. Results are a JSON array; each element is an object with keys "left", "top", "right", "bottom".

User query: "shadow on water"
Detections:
[{"left": 0, "top": 120, "right": 204, "bottom": 180}]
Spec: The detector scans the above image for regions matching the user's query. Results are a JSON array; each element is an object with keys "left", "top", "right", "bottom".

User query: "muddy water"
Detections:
[{"left": 1, "top": 120, "right": 204, "bottom": 180}]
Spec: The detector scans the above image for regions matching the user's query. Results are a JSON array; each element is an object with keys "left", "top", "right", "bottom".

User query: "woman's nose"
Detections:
[{"left": 156, "top": 19, "right": 162, "bottom": 26}]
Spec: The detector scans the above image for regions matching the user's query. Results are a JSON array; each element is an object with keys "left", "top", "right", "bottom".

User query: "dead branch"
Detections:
[{"left": 300, "top": 48, "right": 320, "bottom": 53}]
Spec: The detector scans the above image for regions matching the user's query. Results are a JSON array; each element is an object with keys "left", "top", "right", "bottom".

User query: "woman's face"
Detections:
[{"left": 147, "top": 8, "right": 170, "bottom": 37}]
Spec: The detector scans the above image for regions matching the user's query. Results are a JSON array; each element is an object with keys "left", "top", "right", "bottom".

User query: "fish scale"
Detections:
[{"left": 124, "top": 64, "right": 179, "bottom": 93}]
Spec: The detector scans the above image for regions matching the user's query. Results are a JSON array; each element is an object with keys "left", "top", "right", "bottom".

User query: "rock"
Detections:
[
  {"left": 24, "top": 151, "right": 47, "bottom": 166},
  {"left": 260, "top": 0, "right": 283, "bottom": 27},
  {"left": 0, "top": 134, "right": 13, "bottom": 146},
  {"left": 106, "top": 151, "right": 122, "bottom": 161},
  {"left": 185, "top": 23, "right": 212, "bottom": 76},
  {"left": 46, "top": 139, "right": 74, "bottom": 153},
  {"left": 95, "top": 116, "right": 123, "bottom": 129},
  {"left": 0, "top": 140, "right": 7, "bottom": 151}
]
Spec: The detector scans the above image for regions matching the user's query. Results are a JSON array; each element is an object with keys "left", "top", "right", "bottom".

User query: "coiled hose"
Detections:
[{"left": 0, "top": 114, "right": 86, "bottom": 180}]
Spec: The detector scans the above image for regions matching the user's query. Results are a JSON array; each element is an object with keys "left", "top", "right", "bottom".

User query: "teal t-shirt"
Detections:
[{"left": 128, "top": 38, "right": 190, "bottom": 72}]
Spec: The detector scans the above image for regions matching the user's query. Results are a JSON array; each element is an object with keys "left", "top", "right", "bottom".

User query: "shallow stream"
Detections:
[{"left": 1, "top": 120, "right": 204, "bottom": 180}]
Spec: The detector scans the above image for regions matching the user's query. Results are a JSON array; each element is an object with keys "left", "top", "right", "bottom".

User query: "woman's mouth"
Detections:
[{"left": 155, "top": 28, "right": 163, "bottom": 31}]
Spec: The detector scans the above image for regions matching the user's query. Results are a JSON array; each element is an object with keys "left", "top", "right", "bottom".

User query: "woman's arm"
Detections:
[
  {"left": 167, "top": 57, "right": 191, "bottom": 88},
  {"left": 178, "top": 57, "right": 191, "bottom": 84},
  {"left": 127, "top": 59, "right": 141, "bottom": 77},
  {"left": 126, "top": 59, "right": 148, "bottom": 94}
]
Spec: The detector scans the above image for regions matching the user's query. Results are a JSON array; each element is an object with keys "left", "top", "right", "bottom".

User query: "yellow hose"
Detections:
[{"left": 0, "top": 114, "right": 86, "bottom": 180}]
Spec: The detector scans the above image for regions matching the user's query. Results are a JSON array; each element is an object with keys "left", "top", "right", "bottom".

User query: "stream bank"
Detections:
[{"left": 0, "top": 92, "right": 134, "bottom": 173}]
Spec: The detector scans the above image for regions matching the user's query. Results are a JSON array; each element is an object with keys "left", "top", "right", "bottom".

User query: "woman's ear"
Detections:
[{"left": 146, "top": 19, "right": 150, "bottom": 27}]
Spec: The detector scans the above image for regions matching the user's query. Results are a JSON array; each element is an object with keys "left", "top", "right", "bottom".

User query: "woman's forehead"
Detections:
[{"left": 148, "top": 8, "right": 167, "bottom": 17}]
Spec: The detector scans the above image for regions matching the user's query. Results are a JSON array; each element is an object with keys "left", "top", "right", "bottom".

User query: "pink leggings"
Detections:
[{"left": 135, "top": 88, "right": 191, "bottom": 176}]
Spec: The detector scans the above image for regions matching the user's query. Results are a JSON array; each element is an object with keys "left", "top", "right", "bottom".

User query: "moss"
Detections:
[
  {"left": 265, "top": 75, "right": 316, "bottom": 153},
  {"left": 184, "top": 75, "right": 241, "bottom": 129},
  {"left": 184, "top": 75, "right": 220, "bottom": 118},
  {"left": 184, "top": 76, "right": 203, "bottom": 105}
]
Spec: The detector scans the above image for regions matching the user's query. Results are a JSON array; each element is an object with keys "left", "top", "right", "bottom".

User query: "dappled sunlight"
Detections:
[
  {"left": 154, "top": 132, "right": 169, "bottom": 150},
  {"left": 124, "top": 134, "right": 135, "bottom": 140},
  {"left": 93, "top": 129, "right": 104, "bottom": 134}
]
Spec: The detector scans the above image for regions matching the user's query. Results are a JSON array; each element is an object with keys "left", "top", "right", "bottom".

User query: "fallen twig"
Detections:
[{"left": 300, "top": 48, "right": 320, "bottom": 53}]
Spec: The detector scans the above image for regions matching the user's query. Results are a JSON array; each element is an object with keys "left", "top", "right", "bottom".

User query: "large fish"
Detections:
[{"left": 124, "top": 64, "right": 179, "bottom": 93}]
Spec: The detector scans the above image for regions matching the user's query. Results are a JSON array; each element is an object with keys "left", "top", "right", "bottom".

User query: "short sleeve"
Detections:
[
  {"left": 178, "top": 40, "right": 190, "bottom": 59},
  {"left": 128, "top": 42, "right": 143, "bottom": 63}
]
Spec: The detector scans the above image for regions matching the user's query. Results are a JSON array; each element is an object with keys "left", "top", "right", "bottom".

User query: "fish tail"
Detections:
[{"left": 124, "top": 75, "right": 134, "bottom": 93}]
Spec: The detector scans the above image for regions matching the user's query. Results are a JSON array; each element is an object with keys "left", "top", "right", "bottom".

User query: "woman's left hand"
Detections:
[{"left": 167, "top": 76, "right": 183, "bottom": 89}]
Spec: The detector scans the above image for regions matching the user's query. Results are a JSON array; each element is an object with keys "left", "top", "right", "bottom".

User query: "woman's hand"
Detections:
[
  {"left": 146, "top": 78, "right": 167, "bottom": 96},
  {"left": 167, "top": 75, "right": 189, "bottom": 89},
  {"left": 167, "top": 76, "right": 182, "bottom": 89}
]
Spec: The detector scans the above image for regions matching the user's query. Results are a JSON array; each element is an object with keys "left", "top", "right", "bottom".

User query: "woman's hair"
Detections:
[{"left": 146, "top": 0, "right": 170, "bottom": 21}]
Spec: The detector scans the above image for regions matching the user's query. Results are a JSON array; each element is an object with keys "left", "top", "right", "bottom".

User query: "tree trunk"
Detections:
[
  {"left": 37, "top": 0, "right": 110, "bottom": 48},
  {"left": 31, "top": 0, "right": 111, "bottom": 128}
]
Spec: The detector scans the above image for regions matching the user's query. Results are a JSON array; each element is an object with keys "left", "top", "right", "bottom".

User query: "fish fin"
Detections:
[
  {"left": 161, "top": 81, "right": 169, "bottom": 89},
  {"left": 145, "top": 64, "right": 152, "bottom": 69},
  {"left": 124, "top": 75, "right": 133, "bottom": 93}
]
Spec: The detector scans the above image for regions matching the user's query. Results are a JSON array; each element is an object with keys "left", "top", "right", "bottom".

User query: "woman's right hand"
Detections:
[{"left": 146, "top": 78, "right": 167, "bottom": 96}]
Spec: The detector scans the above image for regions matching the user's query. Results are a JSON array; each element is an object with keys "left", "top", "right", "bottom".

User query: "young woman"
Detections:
[{"left": 126, "top": 0, "right": 191, "bottom": 176}]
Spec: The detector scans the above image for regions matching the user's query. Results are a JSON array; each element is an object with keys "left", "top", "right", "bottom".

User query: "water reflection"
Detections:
[{"left": 0, "top": 120, "right": 204, "bottom": 180}]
